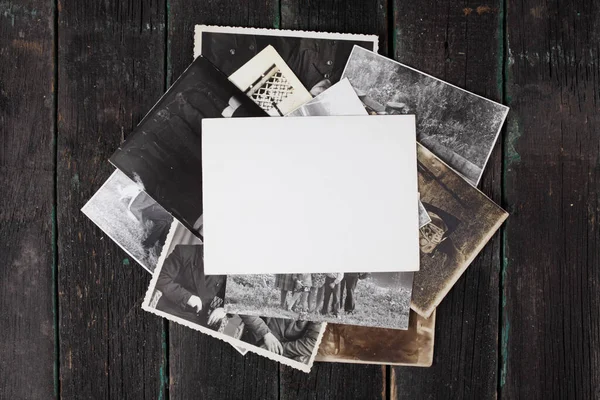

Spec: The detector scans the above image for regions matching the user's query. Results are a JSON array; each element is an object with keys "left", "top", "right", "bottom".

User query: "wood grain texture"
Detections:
[
  {"left": 503, "top": 0, "right": 600, "bottom": 398},
  {"left": 166, "top": 1, "right": 281, "bottom": 399},
  {"left": 280, "top": 0, "right": 389, "bottom": 55},
  {"left": 0, "top": 0, "right": 56, "bottom": 398},
  {"left": 278, "top": 1, "right": 387, "bottom": 398},
  {"left": 168, "top": 0, "right": 279, "bottom": 80},
  {"left": 56, "top": 1, "right": 167, "bottom": 398},
  {"left": 4, "top": 0, "right": 600, "bottom": 398},
  {"left": 392, "top": 0, "right": 504, "bottom": 398}
]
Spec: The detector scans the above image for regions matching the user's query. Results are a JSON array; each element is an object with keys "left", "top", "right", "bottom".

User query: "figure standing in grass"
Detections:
[
  {"left": 321, "top": 273, "right": 344, "bottom": 318},
  {"left": 307, "top": 273, "right": 326, "bottom": 313},
  {"left": 287, "top": 274, "right": 312, "bottom": 312},
  {"left": 274, "top": 274, "right": 295, "bottom": 309}
]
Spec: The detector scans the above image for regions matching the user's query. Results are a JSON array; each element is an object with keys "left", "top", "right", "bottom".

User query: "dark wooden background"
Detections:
[{"left": 1, "top": 0, "right": 599, "bottom": 398}]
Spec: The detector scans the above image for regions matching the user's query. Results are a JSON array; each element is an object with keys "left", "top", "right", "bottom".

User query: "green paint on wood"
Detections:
[
  {"left": 500, "top": 320, "right": 509, "bottom": 387},
  {"left": 505, "top": 117, "right": 522, "bottom": 166},
  {"left": 158, "top": 363, "right": 165, "bottom": 400},
  {"left": 122, "top": 258, "right": 130, "bottom": 266},
  {"left": 0, "top": 3, "right": 39, "bottom": 26},
  {"left": 496, "top": 0, "right": 505, "bottom": 101},
  {"left": 273, "top": 0, "right": 281, "bottom": 29},
  {"left": 158, "top": 326, "right": 168, "bottom": 400},
  {"left": 71, "top": 173, "right": 80, "bottom": 190}
]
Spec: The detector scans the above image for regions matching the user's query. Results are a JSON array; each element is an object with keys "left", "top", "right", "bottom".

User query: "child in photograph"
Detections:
[
  {"left": 307, "top": 273, "right": 326, "bottom": 313},
  {"left": 321, "top": 273, "right": 344, "bottom": 317},
  {"left": 287, "top": 274, "right": 312, "bottom": 312},
  {"left": 274, "top": 274, "right": 295, "bottom": 309}
]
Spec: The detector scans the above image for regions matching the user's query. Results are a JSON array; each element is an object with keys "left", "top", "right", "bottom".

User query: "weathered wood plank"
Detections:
[
  {"left": 166, "top": 1, "right": 280, "bottom": 399},
  {"left": 278, "top": 1, "right": 388, "bottom": 398},
  {"left": 0, "top": 0, "right": 56, "bottom": 398},
  {"left": 502, "top": 0, "right": 600, "bottom": 398},
  {"left": 280, "top": 0, "right": 389, "bottom": 55},
  {"left": 56, "top": 1, "right": 167, "bottom": 398},
  {"left": 279, "top": 364, "right": 387, "bottom": 400},
  {"left": 392, "top": 1, "right": 504, "bottom": 398}
]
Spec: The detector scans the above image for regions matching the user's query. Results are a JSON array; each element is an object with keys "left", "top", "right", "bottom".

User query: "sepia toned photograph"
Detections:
[
  {"left": 142, "top": 220, "right": 326, "bottom": 372},
  {"left": 110, "top": 56, "right": 267, "bottom": 235},
  {"left": 194, "top": 25, "right": 378, "bottom": 97},
  {"left": 228, "top": 45, "right": 312, "bottom": 116},
  {"left": 342, "top": 46, "right": 509, "bottom": 186},
  {"left": 224, "top": 272, "right": 413, "bottom": 330},
  {"left": 412, "top": 144, "right": 508, "bottom": 317},
  {"left": 317, "top": 310, "right": 436, "bottom": 366},
  {"left": 81, "top": 170, "right": 172, "bottom": 272}
]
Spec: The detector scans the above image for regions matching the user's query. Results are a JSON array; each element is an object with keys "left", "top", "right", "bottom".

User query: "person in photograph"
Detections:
[
  {"left": 419, "top": 203, "right": 464, "bottom": 266},
  {"left": 240, "top": 315, "right": 321, "bottom": 363},
  {"left": 307, "top": 273, "right": 326, "bottom": 313},
  {"left": 126, "top": 190, "right": 172, "bottom": 253},
  {"left": 321, "top": 273, "right": 344, "bottom": 317},
  {"left": 287, "top": 274, "right": 312, "bottom": 312},
  {"left": 340, "top": 273, "right": 369, "bottom": 314},
  {"left": 154, "top": 244, "right": 227, "bottom": 328},
  {"left": 274, "top": 274, "right": 295, "bottom": 309}
]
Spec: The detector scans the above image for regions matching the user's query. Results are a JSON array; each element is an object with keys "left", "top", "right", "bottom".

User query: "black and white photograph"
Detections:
[
  {"left": 412, "top": 143, "right": 508, "bottom": 317},
  {"left": 194, "top": 25, "right": 378, "bottom": 97},
  {"left": 418, "top": 194, "right": 432, "bottom": 228},
  {"left": 342, "top": 46, "right": 509, "bottom": 185},
  {"left": 286, "top": 78, "right": 366, "bottom": 117},
  {"left": 224, "top": 272, "right": 413, "bottom": 330},
  {"left": 110, "top": 56, "right": 267, "bottom": 235},
  {"left": 81, "top": 170, "right": 173, "bottom": 272},
  {"left": 142, "top": 220, "right": 326, "bottom": 372},
  {"left": 228, "top": 45, "right": 312, "bottom": 116}
]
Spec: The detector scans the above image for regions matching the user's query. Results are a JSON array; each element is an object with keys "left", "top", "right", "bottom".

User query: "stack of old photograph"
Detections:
[{"left": 82, "top": 25, "right": 509, "bottom": 373}]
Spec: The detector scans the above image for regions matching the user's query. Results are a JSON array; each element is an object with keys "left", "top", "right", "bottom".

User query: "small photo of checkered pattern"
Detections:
[{"left": 248, "top": 68, "right": 295, "bottom": 113}]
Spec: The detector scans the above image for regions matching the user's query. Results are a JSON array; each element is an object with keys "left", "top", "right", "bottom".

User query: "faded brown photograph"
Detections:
[
  {"left": 413, "top": 144, "right": 508, "bottom": 317},
  {"left": 316, "top": 310, "right": 435, "bottom": 366}
]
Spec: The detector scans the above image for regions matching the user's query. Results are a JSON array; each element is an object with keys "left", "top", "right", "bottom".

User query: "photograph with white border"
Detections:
[
  {"left": 225, "top": 271, "right": 413, "bottom": 330},
  {"left": 228, "top": 45, "right": 312, "bottom": 116},
  {"left": 194, "top": 25, "right": 378, "bottom": 97},
  {"left": 81, "top": 170, "right": 173, "bottom": 273},
  {"left": 142, "top": 220, "right": 326, "bottom": 372},
  {"left": 342, "top": 46, "right": 509, "bottom": 186}
]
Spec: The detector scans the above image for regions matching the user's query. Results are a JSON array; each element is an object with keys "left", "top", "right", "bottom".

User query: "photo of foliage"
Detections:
[{"left": 343, "top": 46, "right": 508, "bottom": 185}]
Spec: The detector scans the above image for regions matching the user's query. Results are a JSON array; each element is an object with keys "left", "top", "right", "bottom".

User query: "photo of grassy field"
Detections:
[
  {"left": 82, "top": 171, "right": 171, "bottom": 272},
  {"left": 225, "top": 273, "right": 412, "bottom": 330}
]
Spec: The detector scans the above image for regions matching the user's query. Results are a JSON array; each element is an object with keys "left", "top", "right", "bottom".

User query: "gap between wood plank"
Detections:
[
  {"left": 499, "top": 0, "right": 508, "bottom": 396},
  {"left": 163, "top": 2, "right": 171, "bottom": 400},
  {"left": 52, "top": 0, "right": 60, "bottom": 397}
]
